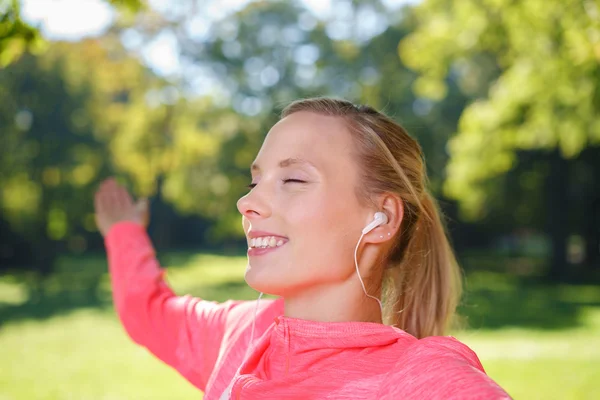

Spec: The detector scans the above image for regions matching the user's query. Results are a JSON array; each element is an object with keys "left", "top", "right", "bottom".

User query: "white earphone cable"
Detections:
[
  {"left": 354, "top": 232, "right": 384, "bottom": 317},
  {"left": 220, "top": 291, "right": 263, "bottom": 400}
]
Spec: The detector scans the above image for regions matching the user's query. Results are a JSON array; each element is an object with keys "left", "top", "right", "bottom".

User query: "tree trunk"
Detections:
[
  {"left": 546, "top": 150, "right": 569, "bottom": 280},
  {"left": 149, "top": 175, "right": 173, "bottom": 250},
  {"left": 586, "top": 198, "right": 600, "bottom": 268}
]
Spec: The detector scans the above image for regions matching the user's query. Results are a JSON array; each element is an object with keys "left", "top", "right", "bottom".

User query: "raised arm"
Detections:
[{"left": 95, "top": 178, "right": 241, "bottom": 390}]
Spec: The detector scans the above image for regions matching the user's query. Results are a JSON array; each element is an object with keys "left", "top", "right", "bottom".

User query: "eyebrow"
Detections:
[{"left": 251, "top": 157, "right": 316, "bottom": 172}]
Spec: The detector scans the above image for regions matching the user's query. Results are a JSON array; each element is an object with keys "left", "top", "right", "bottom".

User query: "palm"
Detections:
[{"left": 94, "top": 178, "right": 148, "bottom": 236}]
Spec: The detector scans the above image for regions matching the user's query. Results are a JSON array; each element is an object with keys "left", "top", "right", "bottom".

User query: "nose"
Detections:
[{"left": 237, "top": 186, "right": 272, "bottom": 220}]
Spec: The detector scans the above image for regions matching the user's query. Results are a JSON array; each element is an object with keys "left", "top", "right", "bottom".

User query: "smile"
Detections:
[{"left": 249, "top": 236, "right": 285, "bottom": 249}]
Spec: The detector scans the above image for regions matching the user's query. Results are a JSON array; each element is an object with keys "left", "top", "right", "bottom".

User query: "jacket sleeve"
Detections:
[
  {"left": 105, "top": 221, "right": 244, "bottom": 391},
  {"left": 377, "top": 336, "right": 512, "bottom": 400}
]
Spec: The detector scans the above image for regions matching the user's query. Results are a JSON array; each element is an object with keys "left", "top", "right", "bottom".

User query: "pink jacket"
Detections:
[{"left": 106, "top": 222, "right": 510, "bottom": 399}]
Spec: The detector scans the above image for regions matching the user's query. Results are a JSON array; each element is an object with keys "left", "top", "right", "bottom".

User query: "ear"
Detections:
[{"left": 362, "top": 193, "right": 404, "bottom": 244}]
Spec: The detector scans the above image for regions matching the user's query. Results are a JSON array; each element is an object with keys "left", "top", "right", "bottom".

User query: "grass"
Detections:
[{"left": 1, "top": 252, "right": 599, "bottom": 399}]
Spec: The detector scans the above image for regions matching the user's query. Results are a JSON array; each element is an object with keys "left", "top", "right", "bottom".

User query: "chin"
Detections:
[
  {"left": 244, "top": 264, "right": 290, "bottom": 296},
  {"left": 244, "top": 264, "right": 276, "bottom": 294}
]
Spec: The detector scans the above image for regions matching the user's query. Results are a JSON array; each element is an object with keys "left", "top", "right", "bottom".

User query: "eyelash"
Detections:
[{"left": 247, "top": 179, "right": 306, "bottom": 189}]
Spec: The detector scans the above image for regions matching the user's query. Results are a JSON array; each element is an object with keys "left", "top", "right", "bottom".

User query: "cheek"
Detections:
[{"left": 287, "top": 193, "right": 360, "bottom": 278}]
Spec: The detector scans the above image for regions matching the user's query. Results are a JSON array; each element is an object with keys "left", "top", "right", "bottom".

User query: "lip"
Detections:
[
  {"left": 247, "top": 230, "right": 287, "bottom": 239},
  {"left": 248, "top": 245, "right": 285, "bottom": 257}
]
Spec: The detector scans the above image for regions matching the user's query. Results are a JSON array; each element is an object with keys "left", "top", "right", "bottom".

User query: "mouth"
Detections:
[
  {"left": 249, "top": 236, "right": 286, "bottom": 249},
  {"left": 247, "top": 235, "right": 288, "bottom": 256}
]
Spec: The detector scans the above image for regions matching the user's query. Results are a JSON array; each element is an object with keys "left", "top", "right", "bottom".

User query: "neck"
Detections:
[
  {"left": 283, "top": 277, "right": 383, "bottom": 324},
  {"left": 282, "top": 240, "right": 387, "bottom": 324}
]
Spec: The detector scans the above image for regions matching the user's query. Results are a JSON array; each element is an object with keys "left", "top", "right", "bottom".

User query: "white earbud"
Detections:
[
  {"left": 355, "top": 211, "right": 388, "bottom": 318},
  {"left": 361, "top": 211, "right": 388, "bottom": 234}
]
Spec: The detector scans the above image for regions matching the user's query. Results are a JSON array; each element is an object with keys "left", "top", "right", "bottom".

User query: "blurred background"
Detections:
[{"left": 0, "top": 0, "right": 599, "bottom": 398}]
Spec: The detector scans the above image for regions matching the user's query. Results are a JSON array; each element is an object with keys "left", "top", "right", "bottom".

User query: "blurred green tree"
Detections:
[
  {"left": 1, "top": 0, "right": 485, "bottom": 275},
  {"left": 0, "top": 0, "right": 43, "bottom": 66},
  {"left": 400, "top": 0, "right": 600, "bottom": 277},
  {"left": 0, "top": 37, "right": 154, "bottom": 274},
  {"left": 116, "top": 0, "right": 472, "bottom": 242},
  {"left": 0, "top": 0, "right": 143, "bottom": 66}
]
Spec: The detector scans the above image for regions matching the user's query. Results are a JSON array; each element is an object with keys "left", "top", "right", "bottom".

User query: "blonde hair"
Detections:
[{"left": 281, "top": 97, "right": 462, "bottom": 338}]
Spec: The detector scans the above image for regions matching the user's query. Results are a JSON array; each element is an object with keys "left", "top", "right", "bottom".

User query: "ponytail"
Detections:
[{"left": 383, "top": 192, "right": 462, "bottom": 338}]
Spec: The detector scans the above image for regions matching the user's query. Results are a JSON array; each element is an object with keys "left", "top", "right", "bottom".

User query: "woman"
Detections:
[{"left": 95, "top": 98, "right": 510, "bottom": 399}]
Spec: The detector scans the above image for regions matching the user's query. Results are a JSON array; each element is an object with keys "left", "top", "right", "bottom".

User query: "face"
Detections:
[{"left": 236, "top": 111, "right": 372, "bottom": 297}]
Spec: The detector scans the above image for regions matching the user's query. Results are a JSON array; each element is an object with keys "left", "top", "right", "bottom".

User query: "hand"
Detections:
[{"left": 94, "top": 178, "right": 149, "bottom": 237}]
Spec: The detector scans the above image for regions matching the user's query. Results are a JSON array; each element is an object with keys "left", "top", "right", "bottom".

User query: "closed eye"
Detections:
[
  {"left": 247, "top": 179, "right": 306, "bottom": 190},
  {"left": 283, "top": 179, "right": 306, "bottom": 184}
]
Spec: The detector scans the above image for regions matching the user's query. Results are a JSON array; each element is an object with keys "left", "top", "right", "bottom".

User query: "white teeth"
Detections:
[{"left": 249, "top": 236, "right": 285, "bottom": 249}]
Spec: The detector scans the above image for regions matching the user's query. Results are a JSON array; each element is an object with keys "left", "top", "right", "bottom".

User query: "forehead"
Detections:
[{"left": 254, "top": 111, "right": 355, "bottom": 168}]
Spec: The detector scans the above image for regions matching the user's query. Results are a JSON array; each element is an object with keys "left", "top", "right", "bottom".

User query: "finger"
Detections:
[
  {"left": 94, "top": 187, "right": 107, "bottom": 232},
  {"left": 107, "top": 181, "right": 123, "bottom": 215},
  {"left": 136, "top": 198, "right": 150, "bottom": 226},
  {"left": 99, "top": 180, "right": 114, "bottom": 208},
  {"left": 96, "top": 181, "right": 110, "bottom": 211},
  {"left": 118, "top": 184, "right": 136, "bottom": 215},
  {"left": 117, "top": 184, "right": 134, "bottom": 208},
  {"left": 138, "top": 198, "right": 149, "bottom": 213}
]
